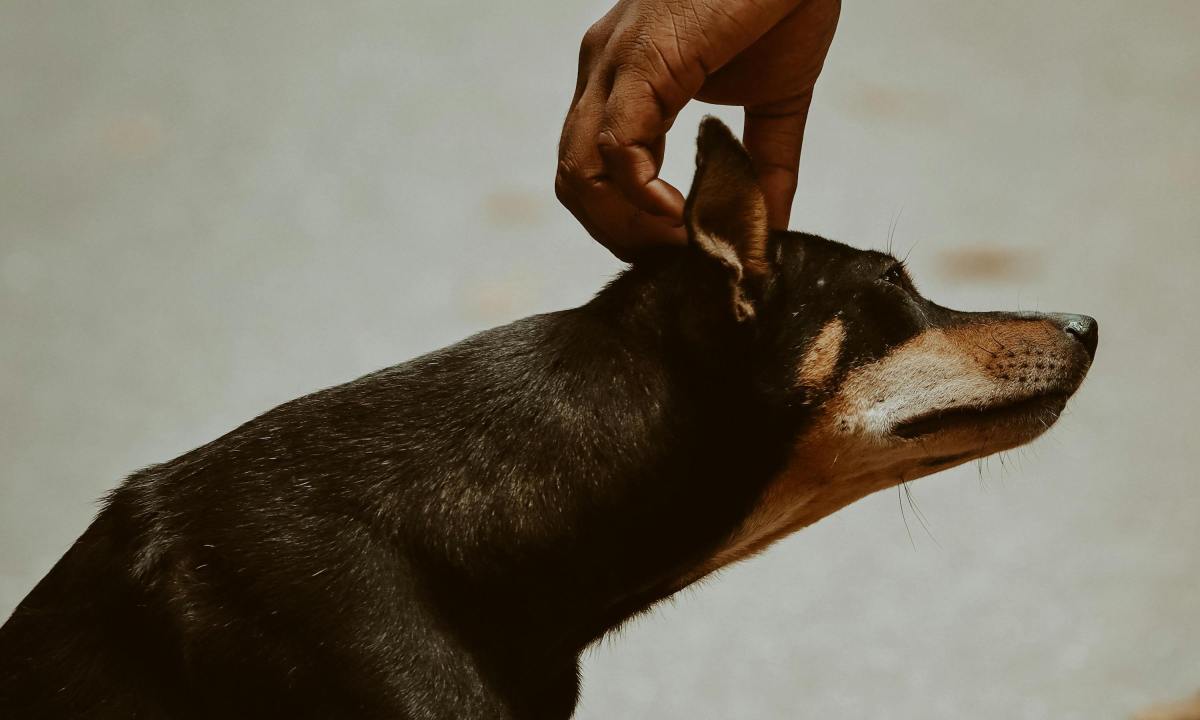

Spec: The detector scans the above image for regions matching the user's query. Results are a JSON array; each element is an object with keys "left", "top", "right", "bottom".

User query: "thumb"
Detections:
[{"left": 742, "top": 91, "right": 814, "bottom": 230}]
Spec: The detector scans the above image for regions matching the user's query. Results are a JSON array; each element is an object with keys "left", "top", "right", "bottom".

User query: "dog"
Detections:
[{"left": 0, "top": 117, "right": 1097, "bottom": 719}]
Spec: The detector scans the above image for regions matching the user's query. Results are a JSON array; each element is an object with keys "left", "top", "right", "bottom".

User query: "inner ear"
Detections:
[{"left": 684, "top": 117, "right": 771, "bottom": 319}]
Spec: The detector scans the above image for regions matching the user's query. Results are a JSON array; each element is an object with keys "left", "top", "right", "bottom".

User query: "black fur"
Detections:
[{"left": 0, "top": 241, "right": 815, "bottom": 718}]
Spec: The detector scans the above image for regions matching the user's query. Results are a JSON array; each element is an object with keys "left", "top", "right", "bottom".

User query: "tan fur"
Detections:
[
  {"left": 797, "top": 318, "right": 846, "bottom": 388},
  {"left": 691, "top": 318, "right": 1083, "bottom": 581},
  {"left": 687, "top": 119, "right": 770, "bottom": 308},
  {"left": 689, "top": 143, "right": 770, "bottom": 280},
  {"left": 830, "top": 318, "right": 1071, "bottom": 440},
  {"left": 694, "top": 229, "right": 756, "bottom": 321},
  {"left": 728, "top": 187, "right": 770, "bottom": 280}
]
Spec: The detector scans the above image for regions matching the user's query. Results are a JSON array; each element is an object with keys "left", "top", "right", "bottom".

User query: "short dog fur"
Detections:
[{"left": 0, "top": 118, "right": 1097, "bottom": 719}]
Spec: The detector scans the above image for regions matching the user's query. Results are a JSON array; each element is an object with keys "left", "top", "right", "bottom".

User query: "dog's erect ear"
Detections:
[{"left": 684, "top": 117, "right": 771, "bottom": 321}]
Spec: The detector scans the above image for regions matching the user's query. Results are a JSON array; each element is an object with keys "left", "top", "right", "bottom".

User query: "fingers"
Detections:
[
  {"left": 742, "top": 91, "right": 814, "bottom": 231},
  {"left": 595, "top": 130, "right": 684, "bottom": 221},
  {"left": 594, "top": 42, "right": 697, "bottom": 219},
  {"left": 557, "top": 78, "right": 686, "bottom": 260},
  {"left": 557, "top": 0, "right": 824, "bottom": 259},
  {"left": 554, "top": 169, "right": 687, "bottom": 262},
  {"left": 558, "top": 43, "right": 690, "bottom": 260}
]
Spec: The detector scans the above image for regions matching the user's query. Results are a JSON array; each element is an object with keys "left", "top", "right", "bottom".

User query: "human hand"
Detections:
[{"left": 556, "top": 0, "right": 840, "bottom": 260}]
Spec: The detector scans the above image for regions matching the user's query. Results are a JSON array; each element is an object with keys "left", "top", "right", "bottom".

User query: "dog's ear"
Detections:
[{"left": 684, "top": 117, "right": 772, "bottom": 321}]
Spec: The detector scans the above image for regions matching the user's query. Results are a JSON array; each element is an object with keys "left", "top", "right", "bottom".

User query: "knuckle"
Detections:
[
  {"left": 555, "top": 158, "right": 592, "bottom": 195},
  {"left": 581, "top": 21, "right": 607, "bottom": 53},
  {"left": 610, "top": 30, "right": 653, "bottom": 70},
  {"left": 554, "top": 170, "right": 573, "bottom": 202},
  {"left": 601, "top": 82, "right": 658, "bottom": 140},
  {"left": 555, "top": 160, "right": 578, "bottom": 189},
  {"left": 579, "top": 20, "right": 612, "bottom": 65}
]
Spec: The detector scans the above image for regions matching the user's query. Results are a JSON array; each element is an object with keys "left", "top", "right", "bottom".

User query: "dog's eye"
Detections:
[{"left": 880, "top": 263, "right": 908, "bottom": 287}]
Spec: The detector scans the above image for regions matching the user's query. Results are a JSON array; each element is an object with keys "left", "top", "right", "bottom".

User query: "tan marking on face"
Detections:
[
  {"left": 832, "top": 328, "right": 996, "bottom": 437},
  {"left": 689, "top": 318, "right": 1090, "bottom": 582},
  {"left": 797, "top": 318, "right": 845, "bottom": 389},
  {"left": 831, "top": 319, "right": 1076, "bottom": 439}
]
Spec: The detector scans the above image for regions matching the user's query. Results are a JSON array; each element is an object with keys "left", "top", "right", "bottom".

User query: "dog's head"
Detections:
[{"left": 678, "top": 118, "right": 1097, "bottom": 570}]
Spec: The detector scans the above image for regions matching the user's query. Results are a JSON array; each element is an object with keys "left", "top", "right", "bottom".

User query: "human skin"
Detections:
[{"left": 556, "top": 0, "right": 841, "bottom": 260}]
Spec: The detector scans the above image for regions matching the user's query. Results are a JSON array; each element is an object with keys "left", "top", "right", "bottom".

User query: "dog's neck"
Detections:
[
  {"left": 401, "top": 256, "right": 805, "bottom": 714},
  {"left": 496, "top": 260, "right": 797, "bottom": 655}
]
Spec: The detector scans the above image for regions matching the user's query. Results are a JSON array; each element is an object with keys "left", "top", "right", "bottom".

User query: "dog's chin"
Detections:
[
  {"left": 892, "top": 392, "right": 1069, "bottom": 441},
  {"left": 890, "top": 392, "right": 1070, "bottom": 473}
]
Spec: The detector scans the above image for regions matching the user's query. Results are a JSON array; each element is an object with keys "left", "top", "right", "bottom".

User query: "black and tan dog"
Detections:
[{"left": 0, "top": 118, "right": 1097, "bottom": 719}]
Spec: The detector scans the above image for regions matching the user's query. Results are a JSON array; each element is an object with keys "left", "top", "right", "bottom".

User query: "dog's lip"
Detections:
[{"left": 891, "top": 392, "right": 1070, "bottom": 440}]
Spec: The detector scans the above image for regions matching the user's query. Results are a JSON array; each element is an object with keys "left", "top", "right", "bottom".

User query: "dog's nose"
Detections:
[{"left": 1061, "top": 314, "right": 1098, "bottom": 359}]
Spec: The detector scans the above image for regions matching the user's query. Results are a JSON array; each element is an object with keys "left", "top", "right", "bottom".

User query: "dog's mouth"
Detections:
[{"left": 891, "top": 392, "right": 1070, "bottom": 440}]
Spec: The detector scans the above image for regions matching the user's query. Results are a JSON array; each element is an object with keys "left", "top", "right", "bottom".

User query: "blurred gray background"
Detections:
[{"left": 2, "top": 1, "right": 1197, "bottom": 718}]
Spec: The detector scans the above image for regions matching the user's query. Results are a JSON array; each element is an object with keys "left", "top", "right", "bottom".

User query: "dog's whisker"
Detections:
[
  {"left": 903, "top": 481, "right": 939, "bottom": 547},
  {"left": 972, "top": 341, "right": 999, "bottom": 358},
  {"left": 885, "top": 207, "right": 904, "bottom": 256},
  {"left": 897, "top": 483, "right": 916, "bottom": 550}
]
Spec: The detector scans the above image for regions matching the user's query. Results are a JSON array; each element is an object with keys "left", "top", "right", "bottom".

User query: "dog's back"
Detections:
[
  {"left": 1, "top": 304, "right": 751, "bottom": 718},
  {"left": 0, "top": 507, "right": 189, "bottom": 718}
]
